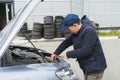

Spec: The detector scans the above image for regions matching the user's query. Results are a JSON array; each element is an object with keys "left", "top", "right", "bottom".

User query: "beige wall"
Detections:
[{"left": 14, "top": 0, "right": 81, "bottom": 30}]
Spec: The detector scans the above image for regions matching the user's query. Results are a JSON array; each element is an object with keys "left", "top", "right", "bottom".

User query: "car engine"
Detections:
[{"left": 1, "top": 45, "right": 56, "bottom": 67}]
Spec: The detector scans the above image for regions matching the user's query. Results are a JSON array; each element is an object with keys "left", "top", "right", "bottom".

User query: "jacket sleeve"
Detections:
[
  {"left": 66, "top": 28, "right": 97, "bottom": 58},
  {"left": 54, "top": 35, "right": 73, "bottom": 55}
]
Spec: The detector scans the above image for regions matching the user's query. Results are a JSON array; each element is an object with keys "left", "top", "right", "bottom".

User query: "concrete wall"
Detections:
[
  {"left": 14, "top": 0, "right": 120, "bottom": 29},
  {"left": 14, "top": 0, "right": 81, "bottom": 30},
  {"left": 83, "top": 0, "right": 120, "bottom": 27}
]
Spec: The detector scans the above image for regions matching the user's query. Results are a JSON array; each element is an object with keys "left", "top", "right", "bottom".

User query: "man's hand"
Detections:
[
  {"left": 51, "top": 54, "right": 58, "bottom": 62},
  {"left": 60, "top": 53, "right": 68, "bottom": 60}
]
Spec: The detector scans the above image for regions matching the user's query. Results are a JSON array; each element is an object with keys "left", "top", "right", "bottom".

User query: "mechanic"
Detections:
[{"left": 51, "top": 14, "right": 107, "bottom": 80}]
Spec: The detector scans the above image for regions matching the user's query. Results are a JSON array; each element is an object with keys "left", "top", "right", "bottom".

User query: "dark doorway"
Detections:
[
  {"left": 0, "top": 3, "right": 6, "bottom": 30},
  {"left": 0, "top": 2, "right": 14, "bottom": 30},
  {"left": 7, "top": 3, "right": 13, "bottom": 21}
]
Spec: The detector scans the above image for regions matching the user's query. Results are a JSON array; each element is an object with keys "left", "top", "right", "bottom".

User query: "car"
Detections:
[{"left": 0, "top": 0, "right": 79, "bottom": 80}]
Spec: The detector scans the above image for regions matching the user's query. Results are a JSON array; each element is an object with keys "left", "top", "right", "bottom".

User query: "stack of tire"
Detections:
[
  {"left": 54, "top": 16, "right": 64, "bottom": 38},
  {"left": 43, "top": 16, "right": 55, "bottom": 39},
  {"left": 63, "top": 29, "right": 71, "bottom": 38},
  {"left": 31, "top": 22, "right": 43, "bottom": 39},
  {"left": 17, "top": 23, "right": 28, "bottom": 37}
]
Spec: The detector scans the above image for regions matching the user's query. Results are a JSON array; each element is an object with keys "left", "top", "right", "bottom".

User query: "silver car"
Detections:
[{"left": 0, "top": 0, "right": 79, "bottom": 80}]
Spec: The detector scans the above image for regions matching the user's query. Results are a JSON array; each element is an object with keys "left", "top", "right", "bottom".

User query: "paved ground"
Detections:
[{"left": 12, "top": 37, "right": 120, "bottom": 80}]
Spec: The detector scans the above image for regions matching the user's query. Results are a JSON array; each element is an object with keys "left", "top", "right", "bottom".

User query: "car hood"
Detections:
[
  {"left": 0, "top": 57, "right": 69, "bottom": 80},
  {"left": 0, "top": 0, "right": 41, "bottom": 59},
  {"left": 0, "top": 63, "right": 60, "bottom": 80}
]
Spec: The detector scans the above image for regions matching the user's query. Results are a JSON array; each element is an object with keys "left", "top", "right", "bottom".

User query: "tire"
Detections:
[
  {"left": 54, "top": 22, "right": 62, "bottom": 26},
  {"left": 55, "top": 31, "right": 62, "bottom": 34},
  {"left": 44, "top": 29, "right": 55, "bottom": 33},
  {"left": 43, "top": 24, "right": 54, "bottom": 29},
  {"left": 63, "top": 33, "right": 71, "bottom": 38},
  {"left": 63, "top": 29, "right": 70, "bottom": 34},
  {"left": 33, "top": 22, "right": 43, "bottom": 32},
  {"left": 55, "top": 16, "right": 64, "bottom": 23},
  {"left": 55, "top": 25, "right": 62, "bottom": 29},
  {"left": 21, "top": 23, "right": 27, "bottom": 30},
  {"left": 20, "top": 30, "right": 28, "bottom": 33},
  {"left": 55, "top": 16, "right": 64, "bottom": 19},
  {"left": 44, "top": 31, "right": 55, "bottom": 39},
  {"left": 44, "top": 16, "right": 53, "bottom": 20},
  {"left": 55, "top": 31, "right": 63, "bottom": 38},
  {"left": 44, "top": 16, "right": 53, "bottom": 25},
  {"left": 44, "top": 33, "right": 55, "bottom": 38},
  {"left": 55, "top": 28, "right": 61, "bottom": 32},
  {"left": 17, "top": 30, "right": 28, "bottom": 37},
  {"left": 55, "top": 19, "right": 63, "bottom": 22},
  {"left": 31, "top": 35, "right": 42, "bottom": 39},
  {"left": 56, "top": 34, "right": 63, "bottom": 38},
  {"left": 31, "top": 32, "right": 42, "bottom": 39},
  {"left": 63, "top": 29, "right": 71, "bottom": 38},
  {"left": 24, "top": 33, "right": 32, "bottom": 40},
  {"left": 18, "top": 23, "right": 28, "bottom": 37},
  {"left": 27, "top": 30, "right": 32, "bottom": 33},
  {"left": 33, "top": 22, "right": 43, "bottom": 29},
  {"left": 31, "top": 31, "right": 41, "bottom": 35},
  {"left": 17, "top": 32, "right": 24, "bottom": 37},
  {"left": 33, "top": 28, "right": 42, "bottom": 32},
  {"left": 44, "top": 33, "right": 55, "bottom": 36}
]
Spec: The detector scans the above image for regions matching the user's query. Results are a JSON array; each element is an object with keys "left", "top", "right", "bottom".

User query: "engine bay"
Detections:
[{"left": 1, "top": 45, "right": 58, "bottom": 67}]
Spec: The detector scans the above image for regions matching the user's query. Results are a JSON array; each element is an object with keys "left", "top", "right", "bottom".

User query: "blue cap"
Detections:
[{"left": 60, "top": 14, "right": 80, "bottom": 32}]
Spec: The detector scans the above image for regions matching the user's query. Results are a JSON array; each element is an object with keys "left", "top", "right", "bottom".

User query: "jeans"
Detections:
[{"left": 84, "top": 72, "right": 104, "bottom": 80}]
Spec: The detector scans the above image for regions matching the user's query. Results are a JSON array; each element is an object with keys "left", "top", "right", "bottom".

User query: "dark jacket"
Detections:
[{"left": 54, "top": 15, "right": 107, "bottom": 75}]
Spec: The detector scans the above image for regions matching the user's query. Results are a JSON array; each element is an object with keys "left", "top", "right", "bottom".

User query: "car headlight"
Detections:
[{"left": 56, "top": 67, "right": 79, "bottom": 80}]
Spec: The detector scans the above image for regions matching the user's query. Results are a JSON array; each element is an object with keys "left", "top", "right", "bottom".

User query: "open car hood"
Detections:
[{"left": 0, "top": 0, "right": 41, "bottom": 59}]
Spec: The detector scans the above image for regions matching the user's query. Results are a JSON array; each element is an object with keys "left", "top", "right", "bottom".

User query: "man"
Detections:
[{"left": 51, "top": 14, "right": 107, "bottom": 80}]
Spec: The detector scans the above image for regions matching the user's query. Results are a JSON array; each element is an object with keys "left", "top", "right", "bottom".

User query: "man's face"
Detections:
[{"left": 68, "top": 23, "right": 82, "bottom": 34}]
